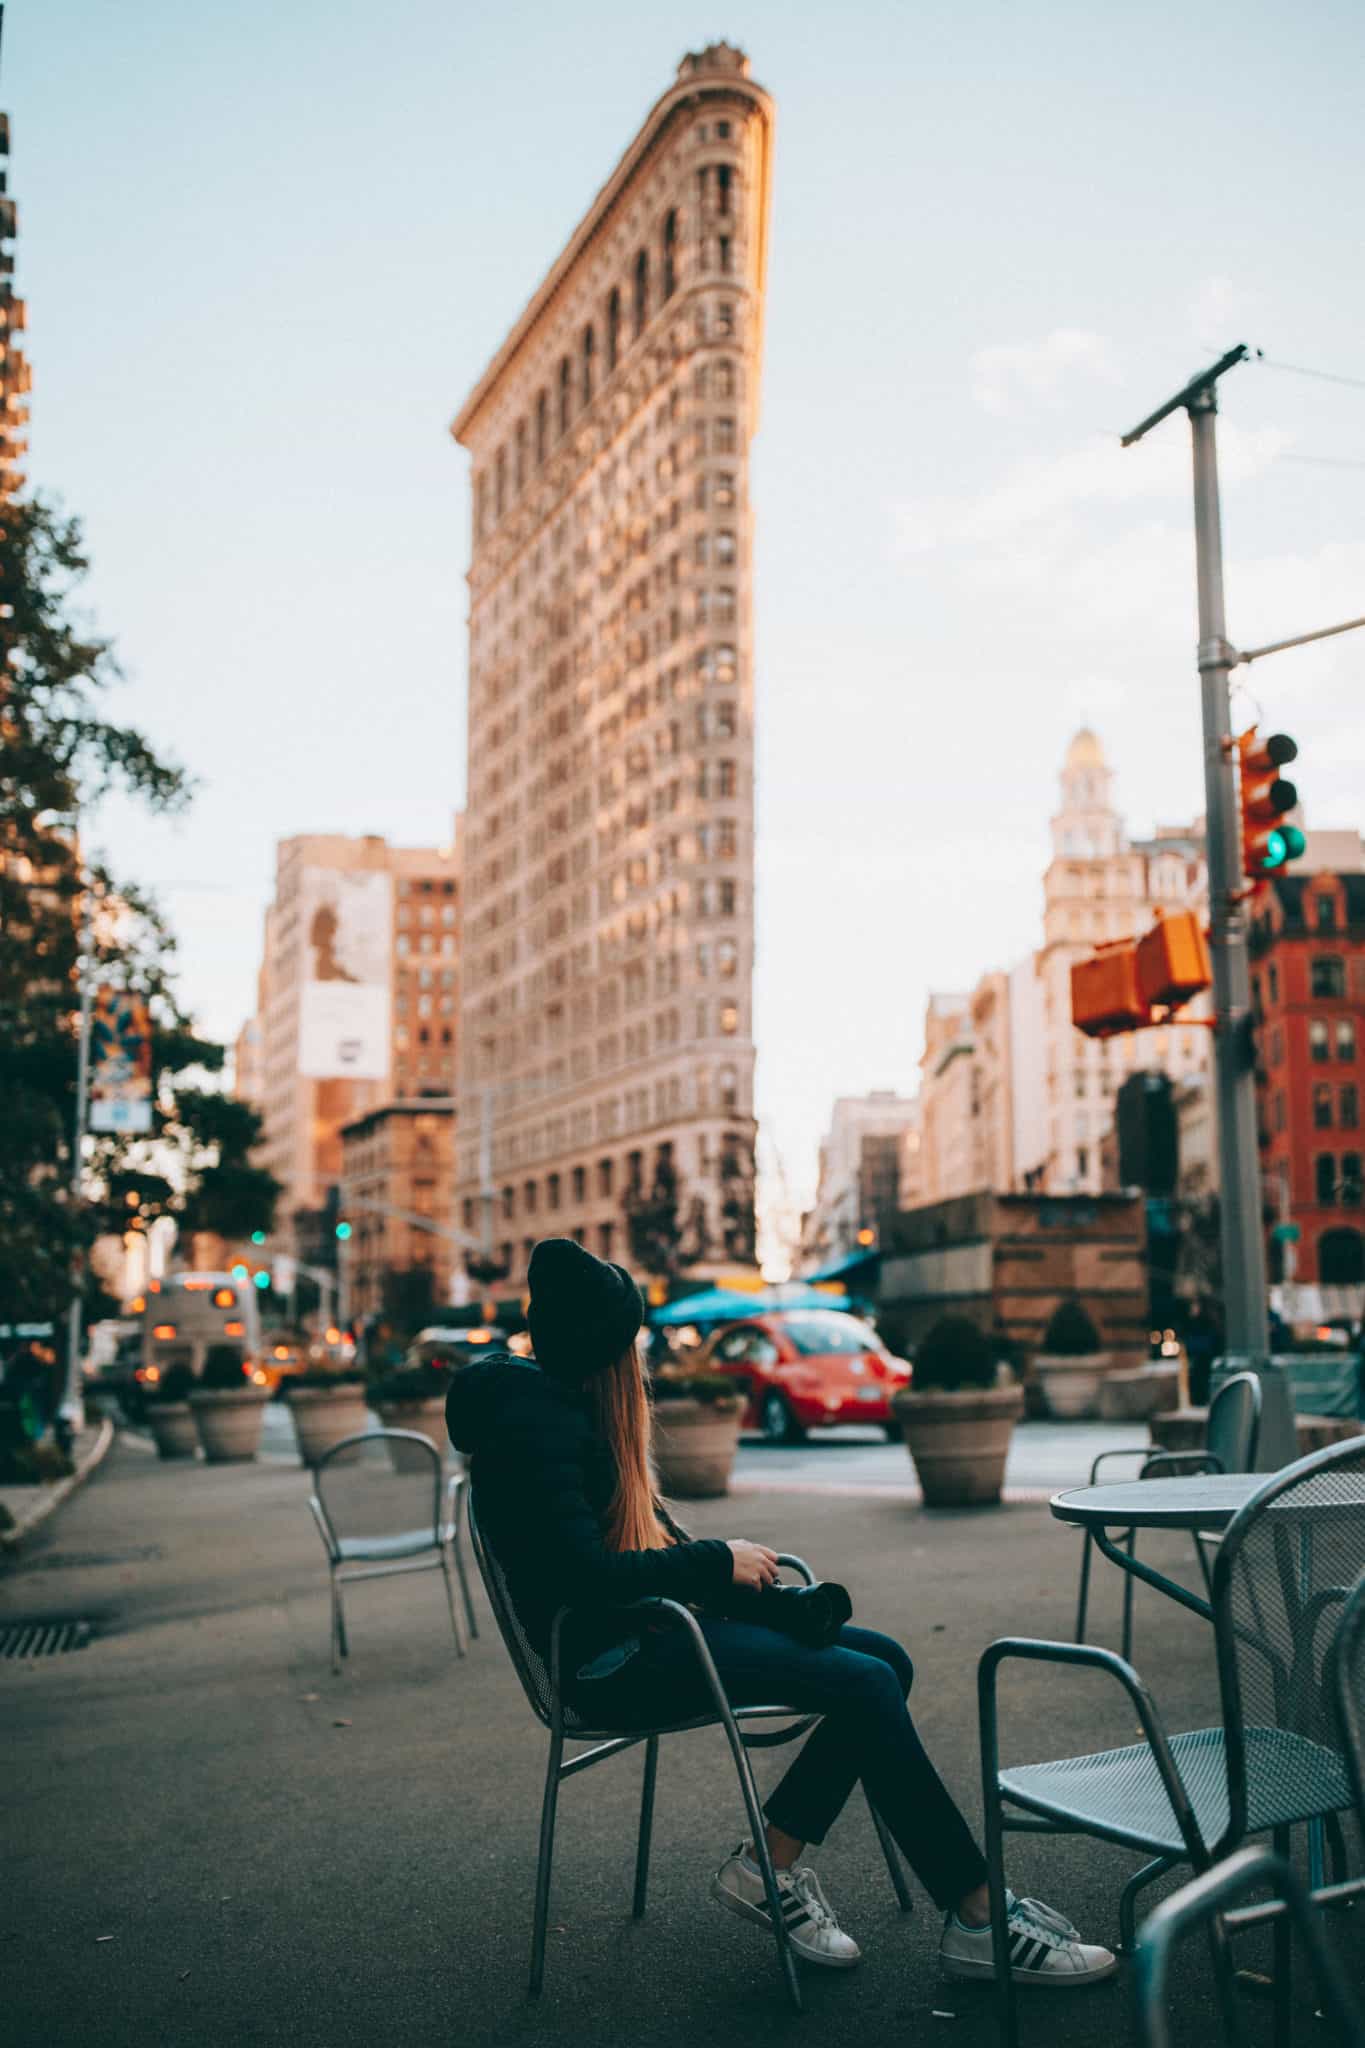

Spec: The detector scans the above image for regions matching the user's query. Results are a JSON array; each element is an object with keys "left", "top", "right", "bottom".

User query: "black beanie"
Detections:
[{"left": 527, "top": 1237, "right": 645, "bottom": 1384}]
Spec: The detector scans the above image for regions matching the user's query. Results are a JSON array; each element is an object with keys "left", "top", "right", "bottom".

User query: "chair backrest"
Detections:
[
  {"left": 1334, "top": 1568, "right": 1365, "bottom": 1826},
  {"left": 1212, "top": 1435, "right": 1365, "bottom": 1854},
  {"left": 467, "top": 1487, "right": 586, "bottom": 1732},
  {"left": 312, "top": 1430, "right": 443, "bottom": 1550},
  {"left": 1134, "top": 1845, "right": 1363, "bottom": 2048},
  {"left": 1205, "top": 1371, "right": 1262, "bottom": 1473}
]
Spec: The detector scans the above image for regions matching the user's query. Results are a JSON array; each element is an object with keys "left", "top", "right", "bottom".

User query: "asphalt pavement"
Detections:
[{"left": 2, "top": 1433, "right": 1360, "bottom": 2048}]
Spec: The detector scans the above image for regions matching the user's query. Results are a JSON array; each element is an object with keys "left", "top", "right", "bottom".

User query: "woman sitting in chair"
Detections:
[{"left": 447, "top": 1237, "right": 1114, "bottom": 1987}]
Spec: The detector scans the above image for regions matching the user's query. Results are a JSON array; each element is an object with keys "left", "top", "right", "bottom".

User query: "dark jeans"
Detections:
[{"left": 574, "top": 1619, "right": 988, "bottom": 1912}]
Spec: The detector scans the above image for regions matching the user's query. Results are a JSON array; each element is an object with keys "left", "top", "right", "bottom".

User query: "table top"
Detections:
[{"left": 1051, "top": 1473, "right": 1267, "bottom": 1531}]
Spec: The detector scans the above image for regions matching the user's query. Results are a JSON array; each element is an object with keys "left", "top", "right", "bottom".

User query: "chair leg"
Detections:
[
  {"left": 1324, "top": 1812, "right": 1350, "bottom": 1888},
  {"left": 529, "top": 1728, "right": 564, "bottom": 1998},
  {"left": 451, "top": 1527, "right": 479, "bottom": 1640},
  {"left": 332, "top": 1572, "right": 349, "bottom": 1669},
  {"left": 1121, "top": 1528, "right": 1138, "bottom": 1665},
  {"left": 1271, "top": 1826, "right": 1292, "bottom": 2048},
  {"left": 439, "top": 1551, "right": 467, "bottom": 1660},
  {"left": 716, "top": 1720, "right": 801, "bottom": 2010},
  {"left": 983, "top": 1775, "right": 1018, "bottom": 2048},
  {"left": 1118, "top": 1854, "right": 1178, "bottom": 1954},
  {"left": 865, "top": 1792, "right": 912, "bottom": 1913},
  {"left": 1075, "top": 1529, "right": 1095, "bottom": 1643},
  {"left": 632, "top": 1735, "right": 659, "bottom": 1920}
]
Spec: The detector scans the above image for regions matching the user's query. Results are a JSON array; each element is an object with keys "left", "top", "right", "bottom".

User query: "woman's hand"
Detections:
[{"left": 726, "top": 1540, "right": 781, "bottom": 1590}]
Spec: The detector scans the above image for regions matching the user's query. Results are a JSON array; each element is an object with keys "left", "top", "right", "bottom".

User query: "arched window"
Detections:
[
  {"left": 535, "top": 390, "right": 548, "bottom": 466},
  {"left": 558, "top": 356, "right": 572, "bottom": 436},
  {"left": 662, "top": 210, "right": 678, "bottom": 301},
  {"left": 633, "top": 249, "right": 649, "bottom": 338},
  {"left": 716, "top": 163, "right": 732, "bottom": 215},
  {"left": 581, "top": 324, "right": 595, "bottom": 407},
  {"left": 606, "top": 287, "right": 620, "bottom": 372}
]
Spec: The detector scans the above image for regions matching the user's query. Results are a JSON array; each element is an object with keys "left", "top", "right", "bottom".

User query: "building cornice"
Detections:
[{"left": 451, "top": 56, "right": 774, "bottom": 446}]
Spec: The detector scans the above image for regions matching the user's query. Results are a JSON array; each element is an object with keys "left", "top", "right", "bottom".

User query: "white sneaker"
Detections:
[
  {"left": 711, "top": 1843, "right": 862, "bottom": 1968},
  {"left": 939, "top": 1889, "right": 1116, "bottom": 1987}
]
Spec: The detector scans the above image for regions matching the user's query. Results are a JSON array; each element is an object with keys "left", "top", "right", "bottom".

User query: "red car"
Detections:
[{"left": 701, "top": 1309, "right": 912, "bottom": 1443}]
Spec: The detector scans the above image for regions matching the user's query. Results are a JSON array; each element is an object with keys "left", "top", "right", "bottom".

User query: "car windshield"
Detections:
[{"left": 782, "top": 1312, "right": 882, "bottom": 1357}]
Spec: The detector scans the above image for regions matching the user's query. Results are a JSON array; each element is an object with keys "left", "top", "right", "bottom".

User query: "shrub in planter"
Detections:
[
  {"left": 144, "top": 1363, "right": 199, "bottom": 1461},
  {"left": 189, "top": 1345, "right": 269, "bottom": 1463},
  {"left": 650, "top": 1369, "right": 745, "bottom": 1498},
  {"left": 370, "top": 1364, "right": 452, "bottom": 1469},
  {"left": 891, "top": 1316, "right": 1022, "bottom": 1508},
  {"left": 1033, "top": 1299, "right": 1113, "bottom": 1419},
  {"left": 282, "top": 1368, "right": 372, "bottom": 1467}
]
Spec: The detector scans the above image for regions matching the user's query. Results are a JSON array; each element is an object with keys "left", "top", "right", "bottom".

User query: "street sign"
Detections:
[{"left": 1271, "top": 1222, "right": 1301, "bottom": 1244}]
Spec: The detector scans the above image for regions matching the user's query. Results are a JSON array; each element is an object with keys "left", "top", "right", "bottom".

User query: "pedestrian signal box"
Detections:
[
  {"left": 1071, "top": 940, "right": 1147, "bottom": 1038},
  {"left": 1135, "top": 909, "right": 1212, "bottom": 1011}
]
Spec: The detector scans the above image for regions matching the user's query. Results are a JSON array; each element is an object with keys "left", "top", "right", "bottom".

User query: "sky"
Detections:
[{"left": 14, "top": 0, "right": 1365, "bottom": 1225}]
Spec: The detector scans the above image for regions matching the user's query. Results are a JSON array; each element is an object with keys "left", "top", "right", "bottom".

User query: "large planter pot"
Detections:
[
  {"left": 1098, "top": 1364, "right": 1180, "bottom": 1422},
  {"left": 375, "top": 1398, "right": 449, "bottom": 1471},
  {"left": 145, "top": 1402, "right": 198, "bottom": 1461},
  {"left": 1032, "top": 1351, "right": 1114, "bottom": 1420},
  {"left": 287, "top": 1384, "right": 373, "bottom": 1466},
  {"left": 891, "top": 1384, "right": 1025, "bottom": 1507},
  {"left": 652, "top": 1397, "right": 743, "bottom": 1498},
  {"left": 188, "top": 1387, "right": 269, "bottom": 1463}
]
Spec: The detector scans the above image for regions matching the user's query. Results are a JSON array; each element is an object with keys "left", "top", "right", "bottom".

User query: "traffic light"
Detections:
[
  {"left": 335, "top": 1220, "right": 352, "bottom": 1241},
  {"left": 250, "top": 1230, "right": 267, "bottom": 1246},
  {"left": 1071, "top": 939, "right": 1146, "bottom": 1037},
  {"left": 1237, "top": 728, "right": 1305, "bottom": 881}
]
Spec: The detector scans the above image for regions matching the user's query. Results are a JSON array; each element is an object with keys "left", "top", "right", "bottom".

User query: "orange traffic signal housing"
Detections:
[
  {"left": 1071, "top": 940, "right": 1146, "bottom": 1038},
  {"left": 1135, "top": 908, "right": 1212, "bottom": 1010}
]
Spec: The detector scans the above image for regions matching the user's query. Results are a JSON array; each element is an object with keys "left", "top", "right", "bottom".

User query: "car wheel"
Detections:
[{"left": 760, "top": 1390, "right": 803, "bottom": 1445}]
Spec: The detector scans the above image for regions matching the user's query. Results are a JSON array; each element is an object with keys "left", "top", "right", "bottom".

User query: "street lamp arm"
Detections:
[
  {"left": 338, "top": 1192, "right": 488, "bottom": 1253},
  {"left": 1232, "top": 612, "right": 1365, "bottom": 666}
]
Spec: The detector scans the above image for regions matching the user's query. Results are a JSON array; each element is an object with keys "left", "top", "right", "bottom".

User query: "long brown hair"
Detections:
[{"left": 591, "top": 1339, "right": 674, "bottom": 1554}]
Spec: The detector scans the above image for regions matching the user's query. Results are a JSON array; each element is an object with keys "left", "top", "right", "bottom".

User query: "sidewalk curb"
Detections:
[{"left": 0, "top": 1416, "right": 116, "bottom": 1553}]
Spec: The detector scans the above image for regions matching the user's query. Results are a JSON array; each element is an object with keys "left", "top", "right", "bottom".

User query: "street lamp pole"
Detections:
[{"left": 62, "top": 879, "right": 95, "bottom": 1424}]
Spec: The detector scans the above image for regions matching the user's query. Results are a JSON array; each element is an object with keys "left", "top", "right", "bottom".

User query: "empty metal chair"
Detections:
[
  {"left": 981, "top": 1435, "right": 1365, "bottom": 2048},
  {"left": 467, "top": 1492, "right": 911, "bottom": 2013},
  {"left": 1133, "top": 1846, "right": 1363, "bottom": 2048},
  {"left": 1076, "top": 1370, "right": 1263, "bottom": 1661},
  {"left": 308, "top": 1430, "right": 478, "bottom": 1672},
  {"left": 1334, "top": 1569, "right": 1365, "bottom": 1825}
]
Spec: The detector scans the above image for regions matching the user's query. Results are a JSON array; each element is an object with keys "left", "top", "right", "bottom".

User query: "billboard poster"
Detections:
[
  {"left": 89, "top": 985, "right": 154, "bottom": 1134},
  {"left": 297, "top": 868, "right": 392, "bottom": 1081}
]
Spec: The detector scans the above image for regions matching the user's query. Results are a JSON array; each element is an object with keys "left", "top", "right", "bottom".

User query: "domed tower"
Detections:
[{"left": 1052, "top": 728, "right": 1122, "bottom": 861}]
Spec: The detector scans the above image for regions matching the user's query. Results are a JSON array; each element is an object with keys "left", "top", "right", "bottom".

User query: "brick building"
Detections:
[
  {"left": 338, "top": 1101, "right": 457, "bottom": 1324},
  {"left": 1250, "top": 838, "right": 1365, "bottom": 1288}
]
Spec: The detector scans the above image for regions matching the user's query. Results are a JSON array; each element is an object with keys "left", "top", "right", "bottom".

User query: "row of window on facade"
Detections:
[
  {"left": 396, "top": 901, "right": 457, "bottom": 927},
  {"left": 1255, "top": 956, "right": 1354, "bottom": 1005},
  {"left": 1307, "top": 1081, "right": 1361, "bottom": 1130},
  {"left": 394, "top": 1025, "right": 454, "bottom": 1049},
  {"left": 1314, "top": 1153, "right": 1364, "bottom": 1206},
  {"left": 395, "top": 932, "right": 458, "bottom": 957},
  {"left": 474, "top": 168, "right": 739, "bottom": 541},
  {"left": 1265, "top": 1017, "right": 1357, "bottom": 1064}
]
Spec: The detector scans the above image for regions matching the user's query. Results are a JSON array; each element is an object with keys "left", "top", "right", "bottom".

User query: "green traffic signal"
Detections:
[
  {"left": 1263, "top": 830, "right": 1289, "bottom": 871},
  {"left": 250, "top": 1230, "right": 267, "bottom": 1245},
  {"left": 252, "top": 1271, "right": 270, "bottom": 1291},
  {"left": 335, "top": 1221, "right": 352, "bottom": 1241},
  {"left": 1280, "top": 824, "right": 1306, "bottom": 862}
]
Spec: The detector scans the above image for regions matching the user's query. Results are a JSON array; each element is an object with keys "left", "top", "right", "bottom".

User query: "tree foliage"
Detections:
[{"left": 0, "top": 498, "right": 276, "bottom": 1321}]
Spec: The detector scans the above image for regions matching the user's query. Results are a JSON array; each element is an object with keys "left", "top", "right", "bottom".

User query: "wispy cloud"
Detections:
[
  {"left": 893, "top": 422, "right": 1288, "bottom": 556},
  {"left": 969, "top": 328, "right": 1122, "bottom": 417}
]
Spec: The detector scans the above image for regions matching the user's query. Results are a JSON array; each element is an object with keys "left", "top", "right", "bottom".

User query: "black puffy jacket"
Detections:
[{"left": 446, "top": 1352, "right": 735, "bottom": 1673}]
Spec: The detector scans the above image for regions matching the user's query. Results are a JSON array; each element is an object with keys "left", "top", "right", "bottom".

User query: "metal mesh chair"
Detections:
[
  {"left": 1075, "top": 1371, "right": 1263, "bottom": 1661},
  {"left": 1133, "top": 1846, "right": 1363, "bottom": 2048},
  {"left": 307, "top": 1430, "right": 477, "bottom": 1673},
  {"left": 1334, "top": 1570, "right": 1365, "bottom": 1826},
  {"left": 981, "top": 1435, "right": 1365, "bottom": 2048},
  {"left": 467, "top": 1490, "right": 912, "bottom": 2012}
]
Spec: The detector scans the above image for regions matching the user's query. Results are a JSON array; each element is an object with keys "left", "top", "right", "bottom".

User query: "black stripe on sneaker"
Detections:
[{"left": 1010, "top": 1933, "right": 1041, "bottom": 1969}]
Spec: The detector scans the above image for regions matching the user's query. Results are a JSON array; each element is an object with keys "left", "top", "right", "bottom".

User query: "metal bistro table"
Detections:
[{"left": 1051, "top": 1473, "right": 1265, "bottom": 1626}]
